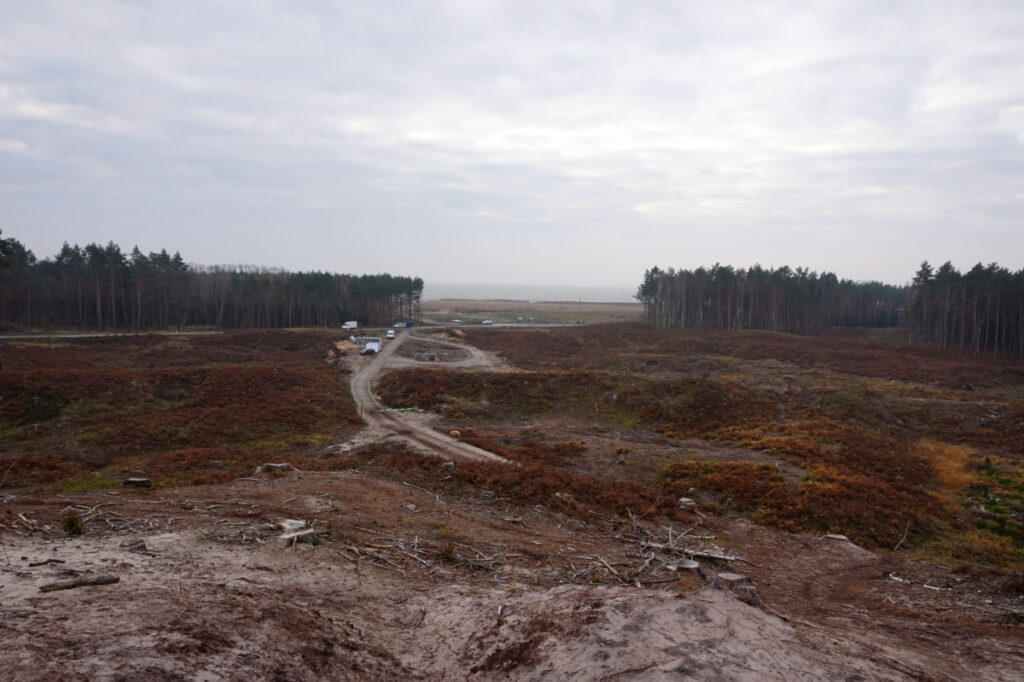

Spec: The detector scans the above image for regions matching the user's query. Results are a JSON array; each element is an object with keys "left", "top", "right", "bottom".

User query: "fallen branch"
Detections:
[
  {"left": 637, "top": 575, "right": 682, "bottom": 586},
  {"left": 400, "top": 551, "right": 433, "bottom": 568},
  {"left": 402, "top": 481, "right": 438, "bottom": 496},
  {"left": 40, "top": 575, "right": 119, "bottom": 592},
  {"left": 684, "top": 548, "right": 766, "bottom": 567},
  {"left": 350, "top": 524, "right": 388, "bottom": 536},
  {"left": 641, "top": 540, "right": 767, "bottom": 568},
  {"left": 892, "top": 522, "right": 910, "bottom": 552}
]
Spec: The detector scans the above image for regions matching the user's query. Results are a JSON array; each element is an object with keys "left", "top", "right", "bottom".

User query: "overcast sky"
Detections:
[{"left": 2, "top": 1, "right": 1022, "bottom": 288}]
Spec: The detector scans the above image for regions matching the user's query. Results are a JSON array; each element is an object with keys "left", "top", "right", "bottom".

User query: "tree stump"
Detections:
[
  {"left": 119, "top": 538, "right": 148, "bottom": 553},
  {"left": 710, "top": 572, "right": 763, "bottom": 606},
  {"left": 255, "top": 463, "right": 295, "bottom": 475},
  {"left": 672, "top": 559, "right": 705, "bottom": 579},
  {"left": 278, "top": 528, "right": 324, "bottom": 548}
]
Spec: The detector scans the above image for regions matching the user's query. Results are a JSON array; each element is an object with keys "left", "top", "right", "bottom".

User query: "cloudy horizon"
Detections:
[{"left": 2, "top": 1, "right": 1022, "bottom": 288}]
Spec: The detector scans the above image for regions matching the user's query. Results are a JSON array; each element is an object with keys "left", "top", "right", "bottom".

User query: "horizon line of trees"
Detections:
[
  {"left": 637, "top": 261, "right": 1024, "bottom": 357},
  {"left": 909, "top": 261, "right": 1023, "bottom": 356},
  {"left": 0, "top": 235, "right": 423, "bottom": 331},
  {"left": 636, "top": 264, "right": 906, "bottom": 335}
]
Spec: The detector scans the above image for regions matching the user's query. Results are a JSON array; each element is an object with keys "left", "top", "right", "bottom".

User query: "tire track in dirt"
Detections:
[{"left": 348, "top": 332, "right": 507, "bottom": 463}]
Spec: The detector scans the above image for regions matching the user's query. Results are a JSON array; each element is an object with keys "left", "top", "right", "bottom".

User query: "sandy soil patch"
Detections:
[{"left": 2, "top": 469, "right": 1021, "bottom": 680}]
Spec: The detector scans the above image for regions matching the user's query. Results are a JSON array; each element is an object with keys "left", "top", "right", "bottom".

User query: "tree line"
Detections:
[
  {"left": 636, "top": 264, "right": 905, "bottom": 334},
  {"left": 0, "top": 235, "right": 423, "bottom": 330},
  {"left": 638, "top": 261, "right": 1024, "bottom": 356},
  {"left": 909, "top": 261, "right": 1024, "bottom": 356}
]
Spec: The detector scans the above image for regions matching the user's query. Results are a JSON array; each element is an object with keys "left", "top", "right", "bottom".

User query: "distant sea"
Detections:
[{"left": 422, "top": 282, "right": 637, "bottom": 303}]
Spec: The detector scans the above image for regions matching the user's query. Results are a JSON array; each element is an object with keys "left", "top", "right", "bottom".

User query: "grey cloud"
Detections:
[{"left": 1, "top": 1, "right": 1022, "bottom": 286}]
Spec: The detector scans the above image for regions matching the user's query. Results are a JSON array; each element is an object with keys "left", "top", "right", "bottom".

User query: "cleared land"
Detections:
[
  {"left": 420, "top": 298, "right": 643, "bottom": 325},
  {"left": 1, "top": 325, "right": 1022, "bottom": 680},
  {"left": 379, "top": 324, "right": 1024, "bottom": 564}
]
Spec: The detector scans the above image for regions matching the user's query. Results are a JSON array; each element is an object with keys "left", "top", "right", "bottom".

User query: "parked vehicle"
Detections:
[
  {"left": 386, "top": 329, "right": 395, "bottom": 339},
  {"left": 342, "top": 321, "right": 358, "bottom": 330},
  {"left": 359, "top": 347, "right": 376, "bottom": 355}
]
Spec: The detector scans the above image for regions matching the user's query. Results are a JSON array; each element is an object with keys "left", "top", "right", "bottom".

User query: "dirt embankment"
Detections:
[{"left": 2, "top": 464, "right": 1021, "bottom": 680}]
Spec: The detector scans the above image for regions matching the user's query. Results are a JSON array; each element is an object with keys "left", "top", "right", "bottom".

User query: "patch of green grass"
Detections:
[
  {"left": 239, "top": 432, "right": 333, "bottom": 451},
  {"left": 20, "top": 394, "right": 69, "bottom": 424},
  {"left": 59, "top": 474, "right": 120, "bottom": 494},
  {"left": 917, "top": 522, "right": 1024, "bottom": 567},
  {"left": 62, "top": 513, "right": 84, "bottom": 535}
]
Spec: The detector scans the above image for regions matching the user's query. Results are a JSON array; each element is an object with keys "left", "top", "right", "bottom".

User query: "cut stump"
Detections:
[
  {"left": 672, "top": 559, "right": 705, "bottom": 579},
  {"left": 710, "top": 572, "right": 763, "bottom": 606},
  {"left": 120, "top": 538, "right": 148, "bottom": 553},
  {"left": 277, "top": 529, "right": 325, "bottom": 548},
  {"left": 255, "top": 463, "right": 295, "bottom": 475}
]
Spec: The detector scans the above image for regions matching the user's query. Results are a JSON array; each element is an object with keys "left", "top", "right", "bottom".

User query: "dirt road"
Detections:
[{"left": 348, "top": 331, "right": 506, "bottom": 463}]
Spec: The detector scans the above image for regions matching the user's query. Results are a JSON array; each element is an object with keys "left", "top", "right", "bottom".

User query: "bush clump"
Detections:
[{"left": 62, "top": 513, "right": 84, "bottom": 536}]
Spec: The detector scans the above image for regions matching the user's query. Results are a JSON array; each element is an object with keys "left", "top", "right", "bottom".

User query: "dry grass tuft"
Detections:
[{"left": 917, "top": 440, "right": 975, "bottom": 491}]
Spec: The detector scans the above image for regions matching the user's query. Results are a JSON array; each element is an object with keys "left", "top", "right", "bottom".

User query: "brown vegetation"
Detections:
[
  {"left": 2, "top": 323, "right": 1022, "bottom": 679},
  {"left": 464, "top": 324, "right": 1024, "bottom": 388},
  {"left": 382, "top": 324, "right": 1024, "bottom": 566},
  {"left": 0, "top": 330, "right": 360, "bottom": 490},
  {"left": 4, "top": 323, "right": 1023, "bottom": 567},
  {"left": 329, "top": 441, "right": 686, "bottom": 525}
]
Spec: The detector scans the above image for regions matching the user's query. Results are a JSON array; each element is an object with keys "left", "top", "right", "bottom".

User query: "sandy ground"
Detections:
[{"left": 2, "top": 469, "right": 1021, "bottom": 681}]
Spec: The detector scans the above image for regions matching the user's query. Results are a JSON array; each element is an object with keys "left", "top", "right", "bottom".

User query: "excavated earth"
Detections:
[{"left": 2, "top": 465, "right": 1022, "bottom": 681}]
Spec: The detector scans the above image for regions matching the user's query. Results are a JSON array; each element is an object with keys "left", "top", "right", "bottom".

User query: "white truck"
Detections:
[{"left": 342, "top": 321, "right": 358, "bottom": 330}]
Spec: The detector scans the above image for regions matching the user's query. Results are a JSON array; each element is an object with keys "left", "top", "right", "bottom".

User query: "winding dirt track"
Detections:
[{"left": 349, "top": 332, "right": 506, "bottom": 463}]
